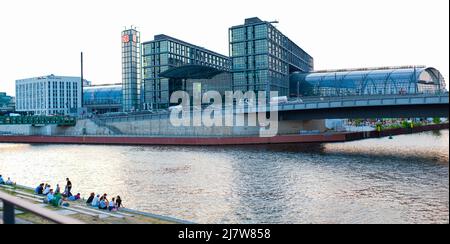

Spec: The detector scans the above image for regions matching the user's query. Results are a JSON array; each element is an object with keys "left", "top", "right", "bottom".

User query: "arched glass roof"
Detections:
[{"left": 290, "top": 67, "right": 447, "bottom": 96}]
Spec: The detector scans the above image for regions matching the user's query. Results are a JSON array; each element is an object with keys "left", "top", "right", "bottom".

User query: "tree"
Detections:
[{"left": 433, "top": 117, "right": 441, "bottom": 125}]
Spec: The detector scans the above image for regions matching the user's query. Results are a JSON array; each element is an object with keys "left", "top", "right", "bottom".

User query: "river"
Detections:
[{"left": 0, "top": 130, "right": 448, "bottom": 224}]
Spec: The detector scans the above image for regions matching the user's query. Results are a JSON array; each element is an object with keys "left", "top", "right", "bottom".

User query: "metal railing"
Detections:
[
  {"left": 0, "top": 191, "right": 84, "bottom": 224},
  {"left": 277, "top": 93, "right": 449, "bottom": 112}
]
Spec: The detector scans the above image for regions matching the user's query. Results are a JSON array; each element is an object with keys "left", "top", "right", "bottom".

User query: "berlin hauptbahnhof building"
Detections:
[{"left": 116, "top": 17, "right": 446, "bottom": 111}]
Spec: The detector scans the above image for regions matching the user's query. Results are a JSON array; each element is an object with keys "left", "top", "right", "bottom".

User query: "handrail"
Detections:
[{"left": 0, "top": 191, "right": 84, "bottom": 224}]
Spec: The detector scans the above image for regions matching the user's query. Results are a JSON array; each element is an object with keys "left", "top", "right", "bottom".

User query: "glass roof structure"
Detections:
[
  {"left": 290, "top": 66, "right": 447, "bottom": 96},
  {"left": 83, "top": 85, "right": 122, "bottom": 105}
]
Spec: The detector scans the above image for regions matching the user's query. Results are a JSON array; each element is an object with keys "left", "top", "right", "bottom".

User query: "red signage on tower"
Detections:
[{"left": 122, "top": 35, "right": 130, "bottom": 43}]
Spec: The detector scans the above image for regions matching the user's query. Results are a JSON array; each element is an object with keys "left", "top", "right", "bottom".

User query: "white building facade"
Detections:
[{"left": 16, "top": 75, "right": 82, "bottom": 116}]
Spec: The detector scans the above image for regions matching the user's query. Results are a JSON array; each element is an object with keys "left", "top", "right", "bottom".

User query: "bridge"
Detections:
[
  {"left": 239, "top": 93, "right": 449, "bottom": 120},
  {"left": 0, "top": 116, "right": 77, "bottom": 126}
]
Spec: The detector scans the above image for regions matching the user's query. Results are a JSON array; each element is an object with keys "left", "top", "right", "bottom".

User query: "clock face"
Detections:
[
  {"left": 122, "top": 35, "right": 130, "bottom": 43},
  {"left": 133, "top": 34, "right": 137, "bottom": 43}
]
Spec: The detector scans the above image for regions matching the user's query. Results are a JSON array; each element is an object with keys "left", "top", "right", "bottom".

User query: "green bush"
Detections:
[
  {"left": 433, "top": 117, "right": 441, "bottom": 124},
  {"left": 401, "top": 121, "right": 411, "bottom": 129},
  {"left": 413, "top": 122, "right": 423, "bottom": 127}
]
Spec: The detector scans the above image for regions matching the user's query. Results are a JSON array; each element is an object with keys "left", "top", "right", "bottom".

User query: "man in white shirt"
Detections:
[
  {"left": 5, "top": 177, "right": 14, "bottom": 185},
  {"left": 91, "top": 195, "right": 100, "bottom": 207},
  {"left": 43, "top": 185, "right": 51, "bottom": 195}
]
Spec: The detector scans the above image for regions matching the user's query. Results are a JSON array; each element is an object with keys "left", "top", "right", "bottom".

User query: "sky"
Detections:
[{"left": 0, "top": 0, "right": 448, "bottom": 96}]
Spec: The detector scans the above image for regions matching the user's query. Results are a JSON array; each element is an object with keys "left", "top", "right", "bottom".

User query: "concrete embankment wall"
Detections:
[
  {"left": 0, "top": 119, "right": 115, "bottom": 136},
  {"left": 102, "top": 117, "right": 326, "bottom": 137},
  {"left": 0, "top": 116, "right": 326, "bottom": 137}
]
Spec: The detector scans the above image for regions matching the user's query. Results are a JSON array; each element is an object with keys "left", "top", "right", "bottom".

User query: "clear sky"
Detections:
[{"left": 0, "top": 0, "right": 448, "bottom": 96}]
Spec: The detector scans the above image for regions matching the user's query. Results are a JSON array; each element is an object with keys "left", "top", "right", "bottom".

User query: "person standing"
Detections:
[{"left": 65, "top": 178, "right": 73, "bottom": 197}]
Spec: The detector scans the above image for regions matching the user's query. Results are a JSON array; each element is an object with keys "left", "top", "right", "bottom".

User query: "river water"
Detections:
[{"left": 0, "top": 130, "right": 448, "bottom": 224}]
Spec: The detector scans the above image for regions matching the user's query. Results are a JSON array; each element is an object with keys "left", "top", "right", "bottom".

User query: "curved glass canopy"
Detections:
[{"left": 290, "top": 67, "right": 447, "bottom": 96}]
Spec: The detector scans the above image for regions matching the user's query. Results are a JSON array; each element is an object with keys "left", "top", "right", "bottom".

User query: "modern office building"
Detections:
[
  {"left": 229, "top": 17, "right": 314, "bottom": 97},
  {"left": 290, "top": 66, "right": 447, "bottom": 97},
  {"left": 0, "top": 92, "right": 15, "bottom": 113},
  {"left": 122, "top": 28, "right": 141, "bottom": 112},
  {"left": 84, "top": 84, "right": 122, "bottom": 114},
  {"left": 142, "top": 34, "right": 231, "bottom": 109},
  {"left": 15, "top": 75, "right": 82, "bottom": 116}
]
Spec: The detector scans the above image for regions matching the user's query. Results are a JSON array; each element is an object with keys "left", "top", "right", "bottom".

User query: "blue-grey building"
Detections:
[
  {"left": 142, "top": 35, "right": 231, "bottom": 109},
  {"left": 122, "top": 28, "right": 141, "bottom": 112},
  {"left": 229, "top": 17, "right": 314, "bottom": 97}
]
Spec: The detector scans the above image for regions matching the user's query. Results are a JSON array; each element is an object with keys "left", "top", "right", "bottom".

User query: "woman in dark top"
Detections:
[
  {"left": 86, "top": 193, "right": 95, "bottom": 205},
  {"left": 116, "top": 196, "right": 123, "bottom": 209}
]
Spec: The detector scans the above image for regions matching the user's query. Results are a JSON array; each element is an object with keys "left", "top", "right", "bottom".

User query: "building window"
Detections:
[
  {"left": 232, "top": 28, "right": 245, "bottom": 42},
  {"left": 233, "top": 57, "right": 246, "bottom": 70},
  {"left": 255, "top": 40, "right": 268, "bottom": 54},
  {"left": 232, "top": 42, "right": 246, "bottom": 56},
  {"left": 255, "top": 24, "right": 267, "bottom": 39},
  {"left": 160, "top": 41, "right": 168, "bottom": 52},
  {"left": 255, "top": 55, "right": 268, "bottom": 69}
]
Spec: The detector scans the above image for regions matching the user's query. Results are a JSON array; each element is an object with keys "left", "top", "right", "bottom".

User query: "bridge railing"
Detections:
[
  {"left": 275, "top": 93, "right": 449, "bottom": 112},
  {"left": 0, "top": 191, "right": 83, "bottom": 224}
]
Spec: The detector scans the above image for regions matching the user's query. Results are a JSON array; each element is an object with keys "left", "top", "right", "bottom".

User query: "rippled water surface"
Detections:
[{"left": 0, "top": 130, "right": 448, "bottom": 224}]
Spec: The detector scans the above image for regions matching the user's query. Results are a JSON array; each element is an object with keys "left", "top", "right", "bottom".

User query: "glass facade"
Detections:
[
  {"left": 0, "top": 92, "right": 14, "bottom": 113},
  {"left": 84, "top": 85, "right": 122, "bottom": 114},
  {"left": 142, "top": 35, "right": 231, "bottom": 109},
  {"left": 122, "top": 28, "right": 141, "bottom": 112},
  {"left": 84, "top": 85, "right": 122, "bottom": 106},
  {"left": 290, "top": 67, "right": 447, "bottom": 97},
  {"left": 229, "top": 17, "right": 314, "bottom": 96}
]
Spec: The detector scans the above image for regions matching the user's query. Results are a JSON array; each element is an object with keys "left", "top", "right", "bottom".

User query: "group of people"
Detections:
[
  {"left": 35, "top": 178, "right": 78, "bottom": 207},
  {"left": 34, "top": 177, "right": 123, "bottom": 212},
  {"left": 0, "top": 174, "right": 15, "bottom": 186},
  {"left": 86, "top": 193, "right": 123, "bottom": 212}
]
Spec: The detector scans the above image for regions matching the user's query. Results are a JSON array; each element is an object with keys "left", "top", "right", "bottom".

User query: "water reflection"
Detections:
[{"left": 0, "top": 130, "right": 448, "bottom": 224}]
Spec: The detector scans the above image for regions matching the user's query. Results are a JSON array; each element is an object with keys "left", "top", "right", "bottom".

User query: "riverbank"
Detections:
[
  {"left": 0, "top": 123, "right": 448, "bottom": 146},
  {"left": 0, "top": 184, "right": 193, "bottom": 224}
]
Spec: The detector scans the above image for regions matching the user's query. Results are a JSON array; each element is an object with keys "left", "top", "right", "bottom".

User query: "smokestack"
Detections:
[{"left": 81, "top": 52, "right": 84, "bottom": 106}]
